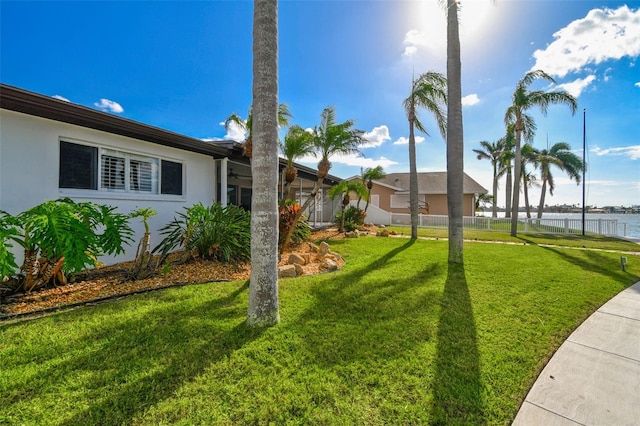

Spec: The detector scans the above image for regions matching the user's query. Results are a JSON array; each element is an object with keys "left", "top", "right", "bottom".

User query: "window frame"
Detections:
[{"left": 58, "top": 139, "right": 185, "bottom": 199}]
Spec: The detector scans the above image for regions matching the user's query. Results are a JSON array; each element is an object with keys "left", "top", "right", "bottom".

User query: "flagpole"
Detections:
[{"left": 582, "top": 108, "right": 586, "bottom": 236}]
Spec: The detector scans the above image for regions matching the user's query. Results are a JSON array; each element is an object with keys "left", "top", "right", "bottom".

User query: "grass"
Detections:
[
  {"left": 387, "top": 225, "right": 640, "bottom": 252},
  {"left": 1, "top": 235, "right": 639, "bottom": 425}
]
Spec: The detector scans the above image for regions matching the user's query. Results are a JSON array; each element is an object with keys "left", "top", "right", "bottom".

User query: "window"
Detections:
[
  {"left": 59, "top": 141, "right": 98, "bottom": 189},
  {"left": 390, "top": 194, "right": 410, "bottom": 209},
  {"left": 59, "top": 141, "right": 183, "bottom": 196},
  {"left": 161, "top": 160, "right": 183, "bottom": 195}
]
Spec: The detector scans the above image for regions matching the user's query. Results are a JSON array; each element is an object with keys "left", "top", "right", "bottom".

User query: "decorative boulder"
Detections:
[
  {"left": 320, "top": 258, "right": 339, "bottom": 272},
  {"left": 278, "top": 265, "right": 297, "bottom": 278},
  {"left": 377, "top": 229, "right": 390, "bottom": 237},
  {"left": 288, "top": 253, "right": 306, "bottom": 265},
  {"left": 319, "top": 241, "right": 331, "bottom": 256},
  {"left": 294, "top": 263, "right": 305, "bottom": 276},
  {"left": 345, "top": 231, "right": 358, "bottom": 238}
]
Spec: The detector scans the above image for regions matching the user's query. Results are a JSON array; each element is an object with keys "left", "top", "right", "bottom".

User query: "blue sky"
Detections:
[{"left": 1, "top": 0, "right": 638, "bottom": 208}]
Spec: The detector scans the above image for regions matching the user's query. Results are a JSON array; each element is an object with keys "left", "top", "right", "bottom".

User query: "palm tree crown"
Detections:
[
  {"left": 225, "top": 103, "right": 292, "bottom": 158},
  {"left": 505, "top": 70, "right": 578, "bottom": 235}
]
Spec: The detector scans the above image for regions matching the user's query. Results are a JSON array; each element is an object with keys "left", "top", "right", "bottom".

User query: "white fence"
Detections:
[{"left": 387, "top": 213, "right": 624, "bottom": 237}]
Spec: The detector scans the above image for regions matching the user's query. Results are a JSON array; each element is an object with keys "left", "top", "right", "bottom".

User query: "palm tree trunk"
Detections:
[
  {"left": 408, "top": 117, "right": 419, "bottom": 239},
  {"left": 510, "top": 126, "right": 523, "bottom": 236},
  {"left": 247, "top": 0, "right": 279, "bottom": 327},
  {"left": 505, "top": 165, "right": 512, "bottom": 218},
  {"left": 523, "top": 170, "right": 532, "bottom": 219},
  {"left": 491, "top": 164, "right": 498, "bottom": 218},
  {"left": 537, "top": 179, "right": 547, "bottom": 219},
  {"left": 446, "top": 0, "right": 464, "bottom": 264}
]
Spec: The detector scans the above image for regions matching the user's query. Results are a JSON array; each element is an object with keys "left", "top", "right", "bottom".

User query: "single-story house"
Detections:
[
  {"left": 349, "top": 172, "right": 487, "bottom": 218},
  {"left": 0, "top": 83, "right": 341, "bottom": 266}
]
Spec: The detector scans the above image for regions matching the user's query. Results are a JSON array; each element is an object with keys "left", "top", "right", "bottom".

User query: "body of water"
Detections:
[{"left": 489, "top": 212, "right": 640, "bottom": 239}]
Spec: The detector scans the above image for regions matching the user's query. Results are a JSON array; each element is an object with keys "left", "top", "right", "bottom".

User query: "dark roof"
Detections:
[
  {"left": 1, "top": 83, "right": 230, "bottom": 157},
  {"left": 377, "top": 172, "right": 487, "bottom": 195},
  {"left": 0, "top": 83, "right": 341, "bottom": 185}
]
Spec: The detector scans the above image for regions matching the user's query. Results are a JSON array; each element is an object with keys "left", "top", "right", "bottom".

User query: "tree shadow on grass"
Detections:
[
  {"left": 6, "top": 281, "right": 263, "bottom": 426},
  {"left": 430, "top": 263, "right": 485, "bottom": 425}
]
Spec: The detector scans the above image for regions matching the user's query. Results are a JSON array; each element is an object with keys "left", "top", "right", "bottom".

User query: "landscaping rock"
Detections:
[
  {"left": 278, "top": 265, "right": 297, "bottom": 278},
  {"left": 377, "top": 229, "right": 390, "bottom": 237},
  {"left": 294, "top": 263, "right": 305, "bottom": 276},
  {"left": 319, "top": 241, "right": 331, "bottom": 256},
  {"left": 345, "top": 231, "right": 358, "bottom": 238},
  {"left": 288, "top": 253, "right": 306, "bottom": 265},
  {"left": 320, "top": 259, "right": 338, "bottom": 272}
]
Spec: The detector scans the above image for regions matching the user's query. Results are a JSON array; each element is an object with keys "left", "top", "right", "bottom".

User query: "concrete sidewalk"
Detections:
[{"left": 512, "top": 281, "right": 640, "bottom": 425}]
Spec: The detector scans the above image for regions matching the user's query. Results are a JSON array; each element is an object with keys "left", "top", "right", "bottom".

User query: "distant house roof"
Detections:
[
  {"left": 0, "top": 83, "right": 341, "bottom": 186},
  {"left": 377, "top": 172, "right": 487, "bottom": 195}
]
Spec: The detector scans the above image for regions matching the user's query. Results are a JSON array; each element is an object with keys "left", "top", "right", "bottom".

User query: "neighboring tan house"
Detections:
[
  {"left": 0, "top": 83, "right": 341, "bottom": 266},
  {"left": 350, "top": 172, "right": 487, "bottom": 217}
]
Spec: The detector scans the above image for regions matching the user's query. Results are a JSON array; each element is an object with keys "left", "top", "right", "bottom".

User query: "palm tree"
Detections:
[
  {"left": 403, "top": 71, "right": 447, "bottom": 239},
  {"left": 505, "top": 70, "right": 577, "bottom": 236},
  {"left": 247, "top": 0, "right": 279, "bottom": 328},
  {"left": 280, "top": 105, "right": 365, "bottom": 250},
  {"left": 225, "top": 103, "right": 292, "bottom": 159},
  {"left": 281, "top": 125, "right": 314, "bottom": 201},
  {"left": 472, "top": 139, "right": 505, "bottom": 218},
  {"left": 361, "top": 166, "right": 386, "bottom": 213},
  {"left": 445, "top": 0, "right": 464, "bottom": 264},
  {"left": 327, "top": 180, "right": 368, "bottom": 232},
  {"left": 532, "top": 142, "right": 584, "bottom": 219}
]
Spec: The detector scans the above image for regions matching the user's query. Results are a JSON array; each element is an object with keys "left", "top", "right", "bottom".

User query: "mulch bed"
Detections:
[{"left": 0, "top": 228, "right": 349, "bottom": 320}]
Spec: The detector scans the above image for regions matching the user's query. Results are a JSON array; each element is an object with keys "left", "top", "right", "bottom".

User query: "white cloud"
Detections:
[
  {"left": 555, "top": 75, "right": 597, "bottom": 97},
  {"left": 591, "top": 145, "right": 640, "bottom": 160},
  {"left": 393, "top": 136, "right": 425, "bottom": 145},
  {"left": 403, "top": 46, "right": 418, "bottom": 58},
  {"left": 361, "top": 125, "right": 391, "bottom": 148},
  {"left": 295, "top": 152, "right": 398, "bottom": 170},
  {"left": 635, "top": 82, "right": 640, "bottom": 87},
  {"left": 461, "top": 94, "right": 480, "bottom": 106},
  {"left": 94, "top": 98, "right": 124, "bottom": 114},
  {"left": 52, "top": 95, "right": 70, "bottom": 102},
  {"left": 218, "top": 120, "right": 247, "bottom": 141},
  {"left": 531, "top": 5, "right": 640, "bottom": 78}
]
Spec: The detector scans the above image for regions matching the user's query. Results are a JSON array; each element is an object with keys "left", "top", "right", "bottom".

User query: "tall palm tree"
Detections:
[
  {"left": 280, "top": 105, "right": 365, "bottom": 250},
  {"left": 361, "top": 166, "right": 386, "bottom": 213},
  {"left": 403, "top": 71, "right": 447, "bottom": 239},
  {"left": 532, "top": 142, "right": 584, "bottom": 219},
  {"left": 505, "top": 70, "right": 577, "bottom": 236},
  {"left": 281, "top": 125, "right": 314, "bottom": 201},
  {"left": 445, "top": 0, "right": 464, "bottom": 264},
  {"left": 247, "top": 0, "right": 279, "bottom": 328},
  {"left": 225, "top": 103, "right": 292, "bottom": 159},
  {"left": 327, "top": 180, "right": 368, "bottom": 232},
  {"left": 472, "top": 139, "right": 505, "bottom": 218}
]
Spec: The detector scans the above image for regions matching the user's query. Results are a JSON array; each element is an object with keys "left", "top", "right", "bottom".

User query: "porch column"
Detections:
[
  {"left": 220, "top": 158, "right": 228, "bottom": 207},
  {"left": 211, "top": 159, "right": 217, "bottom": 203}
]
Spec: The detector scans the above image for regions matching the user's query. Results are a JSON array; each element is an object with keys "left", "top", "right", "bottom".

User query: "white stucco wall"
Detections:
[{"left": 0, "top": 109, "right": 217, "bottom": 267}]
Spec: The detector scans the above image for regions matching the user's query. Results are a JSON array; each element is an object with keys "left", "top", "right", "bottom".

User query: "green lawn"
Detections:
[{"left": 1, "top": 236, "right": 638, "bottom": 425}]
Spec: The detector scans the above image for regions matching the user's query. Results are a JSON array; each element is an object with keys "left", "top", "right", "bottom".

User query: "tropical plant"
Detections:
[
  {"left": 154, "top": 202, "right": 251, "bottom": 264},
  {"left": 280, "top": 105, "right": 365, "bottom": 249},
  {"left": 473, "top": 139, "right": 506, "bottom": 217},
  {"left": 281, "top": 124, "right": 315, "bottom": 201},
  {"left": 444, "top": 0, "right": 464, "bottom": 264},
  {"left": 475, "top": 193, "right": 494, "bottom": 212},
  {"left": 0, "top": 211, "right": 22, "bottom": 278},
  {"left": 531, "top": 142, "right": 585, "bottom": 219},
  {"left": 521, "top": 143, "right": 538, "bottom": 218},
  {"left": 335, "top": 206, "right": 367, "bottom": 232},
  {"left": 403, "top": 71, "right": 447, "bottom": 239},
  {"left": 505, "top": 70, "right": 577, "bottom": 236},
  {"left": 224, "top": 103, "right": 292, "bottom": 159},
  {"left": 361, "top": 166, "right": 386, "bottom": 213},
  {"left": 278, "top": 200, "right": 310, "bottom": 249},
  {"left": 247, "top": 0, "right": 280, "bottom": 327},
  {"left": 128, "top": 207, "right": 157, "bottom": 280},
  {"left": 327, "top": 180, "right": 368, "bottom": 232},
  {"left": 14, "top": 198, "right": 133, "bottom": 292}
]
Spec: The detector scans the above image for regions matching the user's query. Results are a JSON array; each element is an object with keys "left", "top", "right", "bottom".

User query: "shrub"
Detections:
[
  {"left": 335, "top": 206, "right": 366, "bottom": 232},
  {"left": 0, "top": 211, "right": 21, "bottom": 277},
  {"left": 279, "top": 200, "right": 311, "bottom": 250},
  {"left": 154, "top": 202, "right": 251, "bottom": 264}
]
